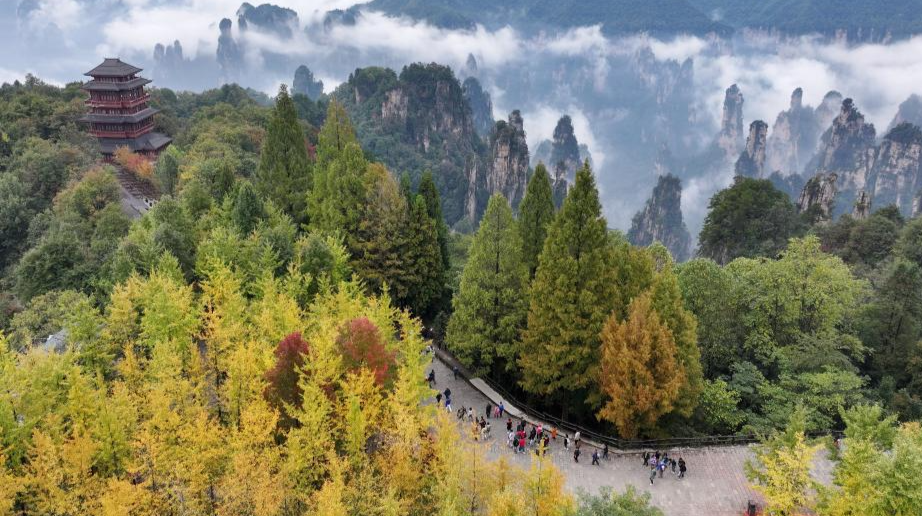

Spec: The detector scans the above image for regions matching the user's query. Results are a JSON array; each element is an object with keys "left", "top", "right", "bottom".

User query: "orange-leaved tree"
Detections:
[{"left": 597, "top": 292, "right": 685, "bottom": 437}]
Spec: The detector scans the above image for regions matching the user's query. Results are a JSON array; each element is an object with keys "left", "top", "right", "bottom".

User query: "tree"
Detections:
[
  {"left": 575, "top": 486, "right": 663, "bottom": 516},
  {"left": 230, "top": 180, "right": 266, "bottom": 235},
  {"left": 746, "top": 406, "right": 819, "bottom": 516},
  {"left": 154, "top": 145, "right": 181, "bottom": 196},
  {"left": 308, "top": 120, "right": 367, "bottom": 243},
  {"left": 403, "top": 195, "right": 445, "bottom": 317},
  {"left": 677, "top": 258, "right": 740, "bottom": 377},
  {"left": 418, "top": 171, "right": 451, "bottom": 274},
  {"left": 698, "top": 177, "right": 802, "bottom": 264},
  {"left": 446, "top": 194, "right": 528, "bottom": 378},
  {"left": 353, "top": 165, "right": 410, "bottom": 300},
  {"left": 255, "top": 84, "right": 310, "bottom": 221},
  {"left": 519, "top": 163, "right": 618, "bottom": 408},
  {"left": 264, "top": 332, "right": 311, "bottom": 427},
  {"left": 336, "top": 317, "right": 397, "bottom": 387},
  {"left": 14, "top": 230, "right": 89, "bottom": 301},
  {"left": 518, "top": 164, "right": 555, "bottom": 279},
  {"left": 597, "top": 293, "right": 684, "bottom": 438}
]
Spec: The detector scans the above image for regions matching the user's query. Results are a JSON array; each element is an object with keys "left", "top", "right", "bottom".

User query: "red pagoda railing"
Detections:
[
  {"left": 89, "top": 127, "right": 154, "bottom": 139},
  {"left": 85, "top": 93, "right": 151, "bottom": 109}
]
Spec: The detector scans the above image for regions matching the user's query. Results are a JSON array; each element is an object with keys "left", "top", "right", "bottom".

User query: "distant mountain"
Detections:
[
  {"left": 362, "top": 0, "right": 730, "bottom": 36},
  {"left": 688, "top": 0, "right": 922, "bottom": 39},
  {"left": 364, "top": 0, "right": 922, "bottom": 39}
]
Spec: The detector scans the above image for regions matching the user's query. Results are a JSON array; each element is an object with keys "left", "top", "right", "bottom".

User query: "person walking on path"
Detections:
[
  {"left": 551, "top": 427, "right": 558, "bottom": 440},
  {"left": 602, "top": 444, "right": 609, "bottom": 460},
  {"left": 573, "top": 448, "right": 580, "bottom": 463},
  {"left": 671, "top": 458, "right": 677, "bottom": 475},
  {"left": 658, "top": 458, "right": 666, "bottom": 478},
  {"left": 427, "top": 369, "right": 436, "bottom": 386},
  {"left": 591, "top": 451, "right": 600, "bottom": 465},
  {"left": 564, "top": 435, "right": 570, "bottom": 450},
  {"left": 574, "top": 431, "right": 581, "bottom": 445},
  {"left": 506, "top": 418, "right": 513, "bottom": 432},
  {"left": 678, "top": 458, "right": 687, "bottom": 479},
  {"left": 649, "top": 465, "right": 657, "bottom": 485},
  {"left": 453, "top": 366, "right": 459, "bottom": 380},
  {"left": 498, "top": 402, "right": 505, "bottom": 417},
  {"left": 642, "top": 451, "right": 649, "bottom": 466},
  {"left": 444, "top": 387, "right": 452, "bottom": 400},
  {"left": 435, "top": 392, "right": 442, "bottom": 405},
  {"left": 485, "top": 403, "right": 492, "bottom": 419}
]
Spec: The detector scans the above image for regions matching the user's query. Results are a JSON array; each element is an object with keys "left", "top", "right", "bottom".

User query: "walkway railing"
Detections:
[{"left": 432, "top": 347, "right": 841, "bottom": 451}]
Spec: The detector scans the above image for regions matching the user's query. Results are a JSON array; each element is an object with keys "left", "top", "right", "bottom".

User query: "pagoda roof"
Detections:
[
  {"left": 85, "top": 58, "right": 142, "bottom": 78},
  {"left": 97, "top": 132, "right": 172, "bottom": 154},
  {"left": 80, "top": 107, "right": 159, "bottom": 124},
  {"left": 83, "top": 77, "right": 151, "bottom": 92}
]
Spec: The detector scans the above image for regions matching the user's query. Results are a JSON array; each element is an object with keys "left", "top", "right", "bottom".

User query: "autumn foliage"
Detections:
[
  {"left": 264, "top": 332, "right": 311, "bottom": 418},
  {"left": 597, "top": 293, "right": 685, "bottom": 438},
  {"left": 113, "top": 145, "right": 155, "bottom": 181},
  {"left": 336, "top": 317, "right": 396, "bottom": 387}
]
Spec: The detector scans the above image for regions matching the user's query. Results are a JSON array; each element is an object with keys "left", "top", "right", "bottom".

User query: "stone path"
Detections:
[{"left": 425, "top": 354, "right": 834, "bottom": 516}]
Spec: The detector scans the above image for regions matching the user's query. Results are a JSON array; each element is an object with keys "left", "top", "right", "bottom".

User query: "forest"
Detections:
[{"left": 0, "top": 74, "right": 920, "bottom": 515}]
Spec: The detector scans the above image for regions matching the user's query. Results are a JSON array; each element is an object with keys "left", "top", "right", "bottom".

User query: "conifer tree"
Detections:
[
  {"left": 404, "top": 194, "right": 444, "bottom": 316},
  {"left": 597, "top": 293, "right": 685, "bottom": 438},
  {"left": 230, "top": 180, "right": 266, "bottom": 235},
  {"left": 446, "top": 194, "right": 528, "bottom": 378},
  {"left": 518, "top": 163, "right": 555, "bottom": 279},
  {"left": 418, "top": 171, "right": 450, "bottom": 273},
  {"left": 354, "top": 165, "right": 411, "bottom": 300},
  {"left": 518, "top": 163, "right": 618, "bottom": 404},
  {"left": 309, "top": 101, "right": 367, "bottom": 245},
  {"left": 255, "top": 85, "right": 310, "bottom": 222}
]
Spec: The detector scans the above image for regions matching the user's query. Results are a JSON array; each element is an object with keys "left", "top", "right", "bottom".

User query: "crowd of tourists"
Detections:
[{"left": 643, "top": 451, "right": 688, "bottom": 484}]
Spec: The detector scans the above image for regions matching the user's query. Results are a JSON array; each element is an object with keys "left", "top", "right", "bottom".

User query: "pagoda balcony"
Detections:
[
  {"left": 85, "top": 93, "right": 150, "bottom": 109},
  {"left": 89, "top": 126, "right": 154, "bottom": 139}
]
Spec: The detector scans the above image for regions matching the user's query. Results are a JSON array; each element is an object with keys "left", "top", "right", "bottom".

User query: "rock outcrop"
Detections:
[
  {"left": 550, "top": 115, "right": 581, "bottom": 206},
  {"left": 815, "top": 91, "right": 845, "bottom": 133},
  {"left": 485, "top": 111, "right": 529, "bottom": 209},
  {"left": 798, "top": 173, "right": 838, "bottom": 222},
  {"left": 628, "top": 174, "right": 691, "bottom": 262},
  {"left": 805, "top": 98, "right": 877, "bottom": 217},
  {"left": 236, "top": 2, "right": 298, "bottom": 38},
  {"left": 765, "top": 88, "right": 822, "bottom": 176},
  {"left": 153, "top": 40, "right": 186, "bottom": 83},
  {"left": 866, "top": 123, "right": 922, "bottom": 216},
  {"left": 293, "top": 65, "right": 324, "bottom": 100},
  {"left": 735, "top": 120, "right": 768, "bottom": 178},
  {"left": 216, "top": 18, "right": 243, "bottom": 84},
  {"left": 887, "top": 94, "right": 922, "bottom": 133},
  {"left": 853, "top": 191, "right": 871, "bottom": 219},
  {"left": 462, "top": 77, "right": 494, "bottom": 138},
  {"left": 716, "top": 84, "right": 745, "bottom": 161}
]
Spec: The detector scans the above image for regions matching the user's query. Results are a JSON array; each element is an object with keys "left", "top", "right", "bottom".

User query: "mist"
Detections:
[{"left": 5, "top": 0, "right": 922, "bottom": 236}]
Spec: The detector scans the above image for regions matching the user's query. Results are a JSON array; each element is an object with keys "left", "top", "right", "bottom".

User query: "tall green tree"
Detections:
[
  {"left": 353, "top": 165, "right": 409, "bottom": 300},
  {"left": 418, "top": 171, "right": 450, "bottom": 273},
  {"left": 404, "top": 195, "right": 444, "bottom": 317},
  {"left": 309, "top": 101, "right": 367, "bottom": 244},
  {"left": 255, "top": 85, "right": 310, "bottom": 222},
  {"left": 229, "top": 180, "right": 266, "bottom": 236},
  {"left": 518, "top": 163, "right": 555, "bottom": 279},
  {"left": 518, "top": 163, "right": 617, "bottom": 408},
  {"left": 446, "top": 194, "right": 528, "bottom": 378}
]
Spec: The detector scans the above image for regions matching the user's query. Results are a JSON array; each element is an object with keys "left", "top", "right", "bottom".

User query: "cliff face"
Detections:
[
  {"left": 716, "top": 84, "right": 745, "bottom": 161},
  {"left": 483, "top": 111, "right": 529, "bottom": 209},
  {"left": 866, "top": 123, "right": 922, "bottom": 216},
  {"left": 550, "top": 115, "right": 581, "bottom": 206},
  {"left": 765, "top": 88, "right": 822, "bottom": 176},
  {"left": 798, "top": 173, "right": 838, "bottom": 222},
  {"left": 216, "top": 18, "right": 243, "bottom": 84},
  {"left": 236, "top": 2, "right": 299, "bottom": 38},
  {"left": 735, "top": 120, "right": 768, "bottom": 178},
  {"left": 293, "top": 65, "right": 324, "bottom": 100},
  {"left": 887, "top": 94, "right": 922, "bottom": 133},
  {"left": 462, "top": 77, "right": 494, "bottom": 138},
  {"left": 336, "top": 63, "right": 487, "bottom": 225},
  {"left": 627, "top": 174, "right": 691, "bottom": 262},
  {"left": 805, "top": 98, "right": 877, "bottom": 217}
]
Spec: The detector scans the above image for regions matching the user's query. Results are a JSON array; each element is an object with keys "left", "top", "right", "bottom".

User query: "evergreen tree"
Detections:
[
  {"left": 230, "top": 180, "right": 266, "bottom": 235},
  {"left": 518, "top": 163, "right": 555, "bottom": 280},
  {"left": 418, "top": 171, "right": 451, "bottom": 273},
  {"left": 255, "top": 85, "right": 311, "bottom": 222},
  {"left": 518, "top": 163, "right": 618, "bottom": 406},
  {"left": 353, "top": 165, "right": 410, "bottom": 301},
  {"left": 316, "top": 99, "right": 358, "bottom": 167},
  {"left": 308, "top": 141, "right": 367, "bottom": 244},
  {"left": 597, "top": 293, "right": 684, "bottom": 438},
  {"left": 446, "top": 194, "right": 528, "bottom": 378},
  {"left": 404, "top": 194, "right": 444, "bottom": 317}
]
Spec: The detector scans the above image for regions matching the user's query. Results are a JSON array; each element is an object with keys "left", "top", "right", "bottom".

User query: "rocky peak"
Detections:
[
  {"left": 735, "top": 120, "right": 768, "bottom": 178},
  {"left": 465, "top": 53, "right": 478, "bottom": 76},
  {"left": 293, "top": 65, "right": 324, "bottom": 100},
  {"left": 887, "top": 94, "right": 922, "bottom": 133},
  {"left": 216, "top": 18, "right": 242, "bottom": 84},
  {"left": 766, "top": 87, "right": 821, "bottom": 176},
  {"left": 550, "top": 115, "right": 580, "bottom": 206},
  {"left": 236, "top": 2, "right": 298, "bottom": 38},
  {"left": 866, "top": 123, "right": 922, "bottom": 216},
  {"left": 627, "top": 174, "right": 691, "bottom": 262},
  {"left": 484, "top": 110, "right": 530, "bottom": 209},
  {"left": 462, "top": 77, "right": 494, "bottom": 138},
  {"left": 717, "top": 84, "right": 745, "bottom": 160},
  {"left": 853, "top": 191, "right": 871, "bottom": 220},
  {"left": 798, "top": 173, "right": 838, "bottom": 223},
  {"left": 815, "top": 90, "right": 845, "bottom": 131}
]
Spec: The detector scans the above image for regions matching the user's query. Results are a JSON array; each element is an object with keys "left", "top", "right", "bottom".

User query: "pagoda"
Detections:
[{"left": 80, "top": 58, "right": 171, "bottom": 161}]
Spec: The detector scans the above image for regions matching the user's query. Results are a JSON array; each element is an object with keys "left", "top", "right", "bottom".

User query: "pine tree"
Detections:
[
  {"left": 518, "top": 163, "right": 555, "bottom": 279},
  {"left": 597, "top": 293, "right": 685, "bottom": 438},
  {"left": 309, "top": 101, "right": 367, "bottom": 245},
  {"left": 230, "top": 180, "right": 266, "bottom": 235},
  {"left": 404, "top": 194, "right": 444, "bottom": 316},
  {"left": 255, "top": 85, "right": 311, "bottom": 222},
  {"left": 518, "top": 163, "right": 618, "bottom": 403},
  {"left": 446, "top": 194, "right": 528, "bottom": 378},
  {"left": 418, "top": 171, "right": 450, "bottom": 273}
]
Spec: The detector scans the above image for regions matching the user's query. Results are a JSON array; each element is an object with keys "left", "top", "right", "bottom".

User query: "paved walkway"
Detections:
[{"left": 425, "top": 355, "right": 834, "bottom": 516}]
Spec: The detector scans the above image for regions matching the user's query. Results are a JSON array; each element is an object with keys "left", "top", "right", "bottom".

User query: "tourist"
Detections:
[
  {"left": 573, "top": 447, "right": 580, "bottom": 463},
  {"left": 506, "top": 418, "right": 513, "bottom": 432},
  {"left": 435, "top": 392, "right": 442, "bottom": 405},
  {"left": 602, "top": 444, "right": 609, "bottom": 460},
  {"left": 499, "top": 401, "right": 505, "bottom": 417},
  {"left": 518, "top": 435, "right": 526, "bottom": 453},
  {"left": 467, "top": 407, "right": 474, "bottom": 422},
  {"left": 444, "top": 387, "right": 452, "bottom": 400},
  {"left": 528, "top": 427, "right": 536, "bottom": 445},
  {"left": 486, "top": 403, "right": 492, "bottom": 419},
  {"left": 642, "top": 451, "right": 649, "bottom": 466},
  {"left": 542, "top": 435, "right": 550, "bottom": 455},
  {"left": 427, "top": 369, "right": 435, "bottom": 386},
  {"left": 678, "top": 458, "right": 687, "bottom": 479},
  {"left": 591, "top": 450, "right": 600, "bottom": 465},
  {"left": 671, "top": 458, "right": 677, "bottom": 475},
  {"left": 445, "top": 397, "right": 452, "bottom": 412},
  {"left": 453, "top": 366, "right": 459, "bottom": 380},
  {"left": 658, "top": 458, "right": 666, "bottom": 478},
  {"left": 649, "top": 465, "right": 657, "bottom": 485},
  {"left": 574, "top": 431, "right": 581, "bottom": 446},
  {"left": 508, "top": 430, "right": 514, "bottom": 448},
  {"left": 551, "top": 427, "right": 558, "bottom": 440},
  {"left": 563, "top": 435, "right": 570, "bottom": 450}
]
